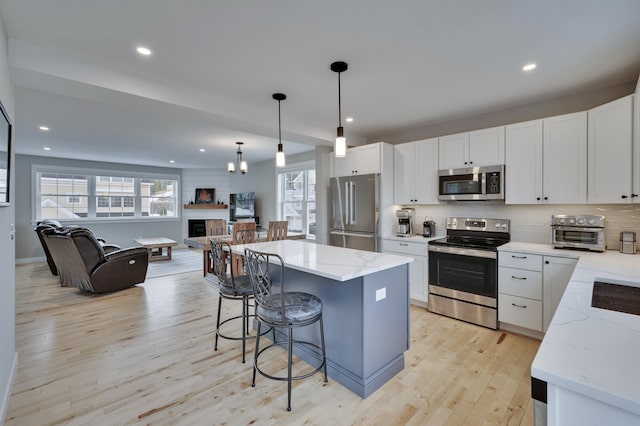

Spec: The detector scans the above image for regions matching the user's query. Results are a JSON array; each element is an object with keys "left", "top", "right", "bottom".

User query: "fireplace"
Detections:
[{"left": 188, "top": 219, "right": 206, "bottom": 237}]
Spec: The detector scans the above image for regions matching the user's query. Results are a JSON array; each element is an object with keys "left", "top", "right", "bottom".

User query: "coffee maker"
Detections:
[
  {"left": 423, "top": 216, "right": 436, "bottom": 238},
  {"left": 396, "top": 209, "right": 414, "bottom": 236}
]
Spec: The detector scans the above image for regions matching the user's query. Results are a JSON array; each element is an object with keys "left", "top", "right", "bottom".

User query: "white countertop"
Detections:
[
  {"left": 502, "top": 243, "right": 640, "bottom": 415},
  {"left": 230, "top": 240, "right": 412, "bottom": 282}
]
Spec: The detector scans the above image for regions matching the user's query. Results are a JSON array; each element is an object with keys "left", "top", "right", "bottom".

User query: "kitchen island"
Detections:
[
  {"left": 230, "top": 239, "right": 412, "bottom": 398},
  {"left": 505, "top": 243, "right": 640, "bottom": 425}
]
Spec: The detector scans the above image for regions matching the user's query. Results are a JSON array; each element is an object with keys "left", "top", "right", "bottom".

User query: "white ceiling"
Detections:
[{"left": 1, "top": 0, "right": 639, "bottom": 169}]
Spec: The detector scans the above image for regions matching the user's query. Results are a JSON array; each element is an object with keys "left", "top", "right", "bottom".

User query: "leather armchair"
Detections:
[
  {"left": 34, "top": 220, "right": 120, "bottom": 275},
  {"left": 42, "top": 227, "right": 149, "bottom": 293}
]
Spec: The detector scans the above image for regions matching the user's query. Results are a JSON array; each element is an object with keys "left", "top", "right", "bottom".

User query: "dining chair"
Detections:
[
  {"left": 205, "top": 219, "right": 227, "bottom": 237},
  {"left": 231, "top": 221, "right": 256, "bottom": 275},
  {"left": 267, "top": 220, "right": 288, "bottom": 241},
  {"left": 244, "top": 247, "right": 327, "bottom": 411}
]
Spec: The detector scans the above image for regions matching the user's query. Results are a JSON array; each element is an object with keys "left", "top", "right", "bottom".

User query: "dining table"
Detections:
[{"left": 183, "top": 231, "right": 307, "bottom": 277}]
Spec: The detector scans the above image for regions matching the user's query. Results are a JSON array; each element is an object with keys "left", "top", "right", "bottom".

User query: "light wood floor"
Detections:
[{"left": 6, "top": 262, "right": 540, "bottom": 425}]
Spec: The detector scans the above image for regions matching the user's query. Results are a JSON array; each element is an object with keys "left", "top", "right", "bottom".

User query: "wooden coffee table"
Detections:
[{"left": 134, "top": 237, "right": 178, "bottom": 262}]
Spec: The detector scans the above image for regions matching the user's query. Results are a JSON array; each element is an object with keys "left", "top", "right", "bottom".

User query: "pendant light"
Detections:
[
  {"left": 331, "top": 61, "right": 348, "bottom": 158},
  {"left": 273, "top": 93, "right": 286, "bottom": 168},
  {"left": 228, "top": 141, "right": 248, "bottom": 174}
]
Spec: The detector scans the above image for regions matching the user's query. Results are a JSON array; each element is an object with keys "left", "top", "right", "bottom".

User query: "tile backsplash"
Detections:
[{"left": 405, "top": 202, "right": 640, "bottom": 250}]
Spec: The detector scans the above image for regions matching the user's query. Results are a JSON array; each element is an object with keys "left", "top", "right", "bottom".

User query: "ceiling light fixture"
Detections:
[
  {"left": 522, "top": 63, "right": 537, "bottom": 71},
  {"left": 331, "top": 61, "right": 348, "bottom": 158},
  {"left": 137, "top": 46, "right": 152, "bottom": 56},
  {"left": 228, "top": 141, "right": 248, "bottom": 174},
  {"left": 273, "top": 93, "right": 286, "bottom": 168},
  {"left": 39, "top": 126, "right": 49, "bottom": 131},
  {"left": 43, "top": 147, "right": 51, "bottom": 151},
  {"left": 345, "top": 117, "right": 354, "bottom": 123}
]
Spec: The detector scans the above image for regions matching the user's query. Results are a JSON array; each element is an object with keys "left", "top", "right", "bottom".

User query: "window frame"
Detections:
[
  {"left": 32, "top": 164, "right": 180, "bottom": 223},
  {"left": 276, "top": 160, "right": 315, "bottom": 239}
]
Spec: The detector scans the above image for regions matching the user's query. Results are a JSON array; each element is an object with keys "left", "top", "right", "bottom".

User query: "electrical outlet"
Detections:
[{"left": 375, "top": 287, "right": 386, "bottom": 301}]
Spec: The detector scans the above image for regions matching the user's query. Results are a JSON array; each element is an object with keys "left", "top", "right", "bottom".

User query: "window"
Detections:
[
  {"left": 35, "top": 166, "right": 179, "bottom": 221},
  {"left": 277, "top": 161, "right": 315, "bottom": 238}
]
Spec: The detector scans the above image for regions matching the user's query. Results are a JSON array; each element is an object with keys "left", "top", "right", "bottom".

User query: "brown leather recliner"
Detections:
[
  {"left": 42, "top": 227, "right": 149, "bottom": 293},
  {"left": 34, "top": 220, "right": 120, "bottom": 275}
]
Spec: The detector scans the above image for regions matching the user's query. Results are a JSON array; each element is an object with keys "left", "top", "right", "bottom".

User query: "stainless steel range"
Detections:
[{"left": 428, "top": 217, "right": 510, "bottom": 329}]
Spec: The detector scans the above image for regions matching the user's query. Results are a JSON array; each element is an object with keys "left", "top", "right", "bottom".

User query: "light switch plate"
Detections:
[{"left": 375, "top": 287, "right": 386, "bottom": 301}]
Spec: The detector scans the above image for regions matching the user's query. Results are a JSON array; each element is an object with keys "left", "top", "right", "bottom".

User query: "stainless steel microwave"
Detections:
[{"left": 438, "top": 165, "right": 505, "bottom": 201}]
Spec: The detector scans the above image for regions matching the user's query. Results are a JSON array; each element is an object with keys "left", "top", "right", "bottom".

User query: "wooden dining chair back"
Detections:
[
  {"left": 206, "top": 219, "right": 227, "bottom": 237},
  {"left": 267, "top": 220, "right": 288, "bottom": 241},
  {"left": 232, "top": 221, "right": 256, "bottom": 245}
]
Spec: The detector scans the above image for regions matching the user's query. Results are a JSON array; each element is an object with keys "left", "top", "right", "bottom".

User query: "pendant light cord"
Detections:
[
  {"left": 337, "top": 71, "right": 342, "bottom": 126},
  {"left": 278, "top": 100, "right": 282, "bottom": 143}
]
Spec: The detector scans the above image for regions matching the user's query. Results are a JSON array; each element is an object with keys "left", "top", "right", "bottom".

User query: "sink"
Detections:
[{"left": 591, "top": 278, "right": 640, "bottom": 316}]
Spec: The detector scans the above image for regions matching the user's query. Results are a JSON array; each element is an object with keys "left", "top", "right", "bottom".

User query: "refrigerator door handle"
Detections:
[
  {"left": 350, "top": 181, "right": 356, "bottom": 225},
  {"left": 329, "top": 231, "right": 374, "bottom": 238},
  {"left": 344, "top": 181, "right": 350, "bottom": 225}
]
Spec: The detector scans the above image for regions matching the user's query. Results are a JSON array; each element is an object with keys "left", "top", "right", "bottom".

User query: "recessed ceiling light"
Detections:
[
  {"left": 136, "top": 46, "right": 152, "bottom": 56},
  {"left": 199, "top": 148, "right": 205, "bottom": 152},
  {"left": 43, "top": 147, "right": 51, "bottom": 151},
  {"left": 346, "top": 117, "right": 354, "bottom": 122},
  {"left": 169, "top": 160, "right": 175, "bottom": 164},
  {"left": 39, "top": 126, "right": 49, "bottom": 131},
  {"left": 522, "top": 63, "right": 537, "bottom": 71}
]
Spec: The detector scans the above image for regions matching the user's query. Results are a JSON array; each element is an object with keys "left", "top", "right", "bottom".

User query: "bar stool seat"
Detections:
[{"left": 244, "top": 247, "right": 327, "bottom": 411}]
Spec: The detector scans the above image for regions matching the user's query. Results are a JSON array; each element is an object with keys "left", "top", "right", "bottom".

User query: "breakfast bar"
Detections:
[{"left": 230, "top": 239, "right": 412, "bottom": 398}]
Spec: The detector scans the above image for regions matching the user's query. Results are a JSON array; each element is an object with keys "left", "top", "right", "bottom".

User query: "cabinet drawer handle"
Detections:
[
  {"left": 511, "top": 255, "right": 527, "bottom": 259},
  {"left": 512, "top": 303, "right": 527, "bottom": 308},
  {"left": 511, "top": 276, "right": 527, "bottom": 280},
  {"left": 399, "top": 243, "right": 408, "bottom": 246}
]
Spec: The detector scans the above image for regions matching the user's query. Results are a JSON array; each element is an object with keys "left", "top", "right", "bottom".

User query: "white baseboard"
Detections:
[
  {"left": 15, "top": 256, "right": 45, "bottom": 265},
  {"left": 0, "top": 352, "right": 18, "bottom": 424}
]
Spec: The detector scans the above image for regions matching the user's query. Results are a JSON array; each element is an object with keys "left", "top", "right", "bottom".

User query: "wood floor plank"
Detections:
[{"left": 6, "top": 262, "right": 541, "bottom": 425}]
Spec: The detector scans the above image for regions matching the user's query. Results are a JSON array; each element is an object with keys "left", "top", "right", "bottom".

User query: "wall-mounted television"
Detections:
[
  {"left": 0, "top": 99, "right": 12, "bottom": 207},
  {"left": 230, "top": 192, "right": 255, "bottom": 221}
]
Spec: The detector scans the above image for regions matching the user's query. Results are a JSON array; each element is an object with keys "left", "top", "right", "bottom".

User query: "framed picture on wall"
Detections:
[
  {"left": 0, "top": 99, "right": 12, "bottom": 207},
  {"left": 195, "top": 188, "right": 215, "bottom": 204}
]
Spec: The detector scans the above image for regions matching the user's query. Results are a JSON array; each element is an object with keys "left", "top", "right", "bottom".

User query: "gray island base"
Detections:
[{"left": 232, "top": 240, "right": 411, "bottom": 398}]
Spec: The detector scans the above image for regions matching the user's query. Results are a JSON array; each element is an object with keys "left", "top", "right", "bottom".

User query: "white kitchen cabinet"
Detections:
[
  {"left": 393, "top": 138, "right": 439, "bottom": 205},
  {"left": 542, "top": 256, "right": 577, "bottom": 332},
  {"left": 505, "top": 119, "right": 543, "bottom": 204},
  {"left": 382, "top": 239, "right": 428, "bottom": 304},
  {"left": 543, "top": 111, "right": 588, "bottom": 204},
  {"left": 505, "top": 112, "right": 587, "bottom": 204},
  {"left": 498, "top": 251, "right": 543, "bottom": 331},
  {"left": 588, "top": 95, "right": 634, "bottom": 203},
  {"left": 438, "top": 126, "right": 504, "bottom": 169},
  {"left": 332, "top": 143, "right": 381, "bottom": 177}
]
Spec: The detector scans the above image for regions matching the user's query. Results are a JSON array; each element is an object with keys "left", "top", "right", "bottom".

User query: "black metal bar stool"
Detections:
[
  {"left": 209, "top": 238, "right": 260, "bottom": 363},
  {"left": 244, "top": 247, "right": 327, "bottom": 411}
]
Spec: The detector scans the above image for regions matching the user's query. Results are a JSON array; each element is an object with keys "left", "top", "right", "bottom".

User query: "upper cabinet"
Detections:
[
  {"left": 505, "top": 112, "right": 587, "bottom": 204},
  {"left": 438, "top": 126, "right": 505, "bottom": 169},
  {"left": 543, "top": 112, "right": 588, "bottom": 204},
  {"left": 393, "top": 138, "right": 439, "bottom": 205},
  {"left": 505, "top": 119, "right": 543, "bottom": 204},
  {"left": 588, "top": 95, "right": 634, "bottom": 203},
  {"left": 332, "top": 143, "right": 381, "bottom": 177}
]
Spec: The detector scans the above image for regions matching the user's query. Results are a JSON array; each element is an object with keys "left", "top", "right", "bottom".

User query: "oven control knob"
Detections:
[
  {"left": 587, "top": 219, "right": 595, "bottom": 225},
  {"left": 568, "top": 218, "right": 576, "bottom": 225},
  {"left": 558, "top": 218, "right": 566, "bottom": 225},
  {"left": 577, "top": 218, "right": 585, "bottom": 225},
  {"left": 501, "top": 223, "right": 508, "bottom": 229}
]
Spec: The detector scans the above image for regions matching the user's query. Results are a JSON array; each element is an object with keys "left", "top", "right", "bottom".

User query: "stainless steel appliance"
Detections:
[
  {"left": 428, "top": 217, "right": 510, "bottom": 329},
  {"left": 551, "top": 214, "right": 605, "bottom": 252},
  {"left": 438, "top": 165, "right": 505, "bottom": 201},
  {"left": 329, "top": 173, "right": 380, "bottom": 252},
  {"left": 396, "top": 209, "right": 414, "bottom": 236},
  {"left": 619, "top": 231, "right": 636, "bottom": 254},
  {"left": 422, "top": 217, "right": 435, "bottom": 238}
]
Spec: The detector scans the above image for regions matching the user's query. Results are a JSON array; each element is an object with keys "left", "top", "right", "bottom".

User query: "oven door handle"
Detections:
[
  {"left": 552, "top": 226, "right": 603, "bottom": 232},
  {"left": 428, "top": 245, "right": 497, "bottom": 259}
]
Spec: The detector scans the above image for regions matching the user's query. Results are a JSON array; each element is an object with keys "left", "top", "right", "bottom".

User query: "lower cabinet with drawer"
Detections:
[
  {"left": 382, "top": 238, "right": 428, "bottom": 305},
  {"left": 498, "top": 250, "right": 578, "bottom": 336},
  {"left": 498, "top": 252, "right": 544, "bottom": 332}
]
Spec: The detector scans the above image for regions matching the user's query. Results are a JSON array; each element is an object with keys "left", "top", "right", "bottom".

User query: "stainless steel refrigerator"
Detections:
[{"left": 329, "top": 173, "right": 380, "bottom": 252}]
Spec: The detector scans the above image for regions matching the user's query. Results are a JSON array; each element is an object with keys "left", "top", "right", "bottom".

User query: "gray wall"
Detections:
[
  {"left": 374, "top": 81, "right": 636, "bottom": 144},
  {"left": 0, "top": 12, "right": 16, "bottom": 422},
  {"left": 15, "top": 154, "right": 183, "bottom": 261}
]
